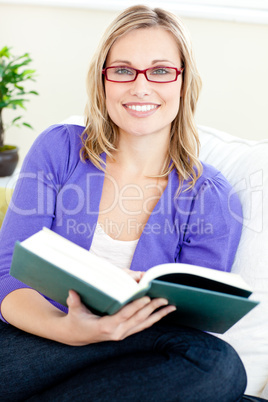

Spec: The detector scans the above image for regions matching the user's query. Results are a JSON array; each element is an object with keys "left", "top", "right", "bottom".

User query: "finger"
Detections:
[
  {"left": 122, "top": 269, "right": 144, "bottom": 283},
  {"left": 130, "top": 271, "right": 143, "bottom": 282},
  {"left": 129, "top": 297, "right": 170, "bottom": 320},
  {"left": 67, "top": 290, "right": 94, "bottom": 316},
  {"left": 99, "top": 298, "right": 172, "bottom": 342},
  {"left": 118, "top": 298, "right": 175, "bottom": 335},
  {"left": 66, "top": 290, "right": 81, "bottom": 308},
  {"left": 114, "top": 296, "right": 164, "bottom": 322},
  {"left": 124, "top": 305, "right": 177, "bottom": 338},
  {"left": 113, "top": 297, "right": 169, "bottom": 333},
  {"left": 98, "top": 299, "right": 175, "bottom": 342}
]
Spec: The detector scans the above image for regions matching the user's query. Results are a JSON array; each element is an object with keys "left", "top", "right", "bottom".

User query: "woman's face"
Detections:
[{"left": 104, "top": 27, "right": 183, "bottom": 141}]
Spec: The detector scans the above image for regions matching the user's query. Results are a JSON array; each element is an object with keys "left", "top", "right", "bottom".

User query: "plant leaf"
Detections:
[
  {"left": 12, "top": 116, "right": 23, "bottom": 123},
  {"left": 14, "top": 84, "right": 24, "bottom": 91},
  {"left": 6, "top": 99, "right": 28, "bottom": 109},
  {"left": 0, "top": 46, "right": 11, "bottom": 58},
  {"left": 22, "top": 122, "right": 33, "bottom": 129}
]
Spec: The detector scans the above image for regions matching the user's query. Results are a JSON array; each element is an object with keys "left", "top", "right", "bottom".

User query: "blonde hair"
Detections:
[{"left": 81, "top": 5, "right": 203, "bottom": 191}]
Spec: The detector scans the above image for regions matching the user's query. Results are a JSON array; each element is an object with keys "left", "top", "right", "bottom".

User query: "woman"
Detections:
[{"left": 0, "top": 5, "right": 249, "bottom": 401}]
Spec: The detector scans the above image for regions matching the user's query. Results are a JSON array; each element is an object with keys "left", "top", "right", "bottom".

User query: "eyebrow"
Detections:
[{"left": 109, "top": 59, "right": 175, "bottom": 66}]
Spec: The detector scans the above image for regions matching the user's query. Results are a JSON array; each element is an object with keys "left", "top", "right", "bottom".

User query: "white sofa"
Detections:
[
  {"left": 65, "top": 117, "right": 268, "bottom": 398},
  {"left": 199, "top": 126, "right": 268, "bottom": 398}
]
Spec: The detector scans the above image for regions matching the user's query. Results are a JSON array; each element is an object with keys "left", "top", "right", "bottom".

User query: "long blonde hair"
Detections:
[{"left": 81, "top": 5, "right": 203, "bottom": 191}]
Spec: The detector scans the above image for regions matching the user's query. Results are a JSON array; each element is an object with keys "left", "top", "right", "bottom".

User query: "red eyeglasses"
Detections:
[{"left": 102, "top": 66, "right": 184, "bottom": 83}]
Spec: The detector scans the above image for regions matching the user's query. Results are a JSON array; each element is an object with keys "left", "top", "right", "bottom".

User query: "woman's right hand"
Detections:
[{"left": 60, "top": 290, "right": 176, "bottom": 346}]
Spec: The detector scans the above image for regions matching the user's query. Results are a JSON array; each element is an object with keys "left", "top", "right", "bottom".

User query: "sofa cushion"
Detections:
[{"left": 199, "top": 125, "right": 268, "bottom": 397}]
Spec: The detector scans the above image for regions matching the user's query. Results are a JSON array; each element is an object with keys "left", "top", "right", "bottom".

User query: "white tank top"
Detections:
[{"left": 89, "top": 222, "right": 139, "bottom": 270}]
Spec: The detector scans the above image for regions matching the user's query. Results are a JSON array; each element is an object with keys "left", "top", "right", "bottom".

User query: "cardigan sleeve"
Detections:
[
  {"left": 176, "top": 171, "right": 243, "bottom": 272},
  {"left": 0, "top": 124, "right": 82, "bottom": 322}
]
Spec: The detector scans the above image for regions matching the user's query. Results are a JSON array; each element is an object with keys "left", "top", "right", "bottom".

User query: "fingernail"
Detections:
[
  {"left": 68, "top": 291, "right": 73, "bottom": 303},
  {"left": 161, "top": 299, "right": 169, "bottom": 305},
  {"left": 142, "top": 296, "right": 151, "bottom": 304}
]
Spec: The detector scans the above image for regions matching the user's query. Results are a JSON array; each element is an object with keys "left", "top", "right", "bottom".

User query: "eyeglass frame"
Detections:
[{"left": 102, "top": 66, "right": 184, "bottom": 83}]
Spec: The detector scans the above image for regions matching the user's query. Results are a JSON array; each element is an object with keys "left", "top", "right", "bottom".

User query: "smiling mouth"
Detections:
[{"left": 124, "top": 104, "right": 159, "bottom": 112}]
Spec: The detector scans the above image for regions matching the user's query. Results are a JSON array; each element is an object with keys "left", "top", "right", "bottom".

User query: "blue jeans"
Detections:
[{"left": 0, "top": 320, "right": 247, "bottom": 401}]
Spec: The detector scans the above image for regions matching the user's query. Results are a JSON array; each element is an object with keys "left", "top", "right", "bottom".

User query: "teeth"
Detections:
[{"left": 127, "top": 104, "right": 157, "bottom": 112}]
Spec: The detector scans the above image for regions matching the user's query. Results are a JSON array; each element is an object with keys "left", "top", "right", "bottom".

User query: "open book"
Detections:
[{"left": 10, "top": 228, "right": 259, "bottom": 334}]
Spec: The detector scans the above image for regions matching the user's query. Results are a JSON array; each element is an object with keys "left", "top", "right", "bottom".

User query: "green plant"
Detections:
[{"left": 0, "top": 46, "right": 38, "bottom": 149}]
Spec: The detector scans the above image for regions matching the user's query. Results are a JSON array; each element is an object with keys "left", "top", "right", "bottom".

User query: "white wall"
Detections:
[{"left": 1, "top": 3, "right": 268, "bottom": 163}]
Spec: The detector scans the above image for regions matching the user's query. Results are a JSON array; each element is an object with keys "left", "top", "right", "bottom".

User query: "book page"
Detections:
[{"left": 139, "top": 263, "right": 252, "bottom": 292}]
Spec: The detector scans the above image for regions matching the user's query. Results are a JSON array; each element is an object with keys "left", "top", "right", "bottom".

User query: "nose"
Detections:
[{"left": 130, "top": 72, "right": 152, "bottom": 98}]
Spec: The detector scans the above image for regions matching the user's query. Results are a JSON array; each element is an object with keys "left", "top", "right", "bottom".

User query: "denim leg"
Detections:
[{"left": 0, "top": 321, "right": 247, "bottom": 402}]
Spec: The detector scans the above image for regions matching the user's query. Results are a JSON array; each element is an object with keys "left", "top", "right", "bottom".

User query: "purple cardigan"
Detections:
[{"left": 0, "top": 124, "right": 243, "bottom": 322}]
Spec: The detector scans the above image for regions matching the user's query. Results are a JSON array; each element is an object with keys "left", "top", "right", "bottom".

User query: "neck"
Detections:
[{"left": 111, "top": 131, "right": 170, "bottom": 178}]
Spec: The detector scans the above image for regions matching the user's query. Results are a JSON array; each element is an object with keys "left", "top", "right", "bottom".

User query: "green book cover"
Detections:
[
  {"left": 9, "top": 229, "right": 259, "bottom": 334},
  {"left": 147, "top": 280, "right": 258, "bottom": 333}
]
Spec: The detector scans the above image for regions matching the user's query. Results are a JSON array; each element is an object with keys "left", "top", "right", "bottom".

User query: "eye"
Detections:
[
  {"left": 114, "top": 67, "right": 134, "bottom": 75},
  {"left": 150, "top": 67, "right": 172, "bottom": 75}
]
